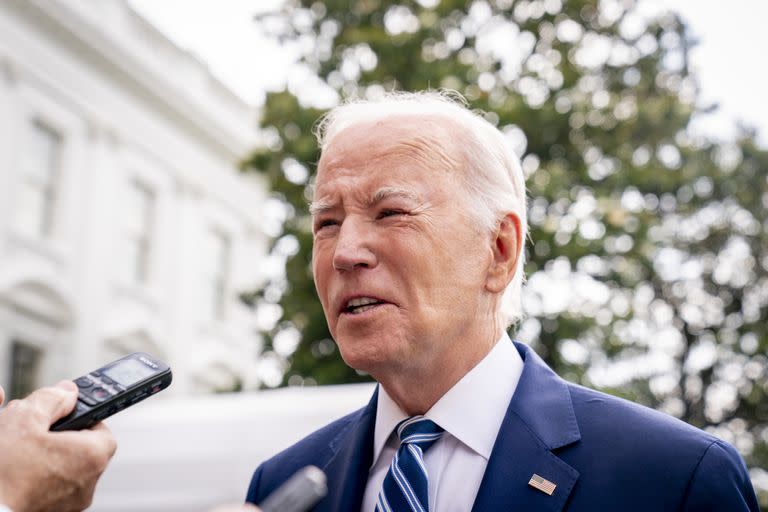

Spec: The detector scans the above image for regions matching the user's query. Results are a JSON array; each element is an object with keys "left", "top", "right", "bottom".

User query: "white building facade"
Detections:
[{"left": 0, "top": 0, "right": 268, "bottom": 397}]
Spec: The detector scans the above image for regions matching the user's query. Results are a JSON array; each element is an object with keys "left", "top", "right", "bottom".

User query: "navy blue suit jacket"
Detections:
[{"left": 246, "top": 342, "right": 759, "bottom": 511}]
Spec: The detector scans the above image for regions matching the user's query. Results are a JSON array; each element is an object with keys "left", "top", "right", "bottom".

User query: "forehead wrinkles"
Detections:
[
  {"left": 312, "top": 117, "right": 466, "bottom": 213},
  {"left": 381, "top": 137, "right": 460, "bottom": 174},
  {"left": 319, "top": 118, "right": 464, "bottom": 176},
  {"left": 309, "top": 184, "right": 422, "bottom": 216}
]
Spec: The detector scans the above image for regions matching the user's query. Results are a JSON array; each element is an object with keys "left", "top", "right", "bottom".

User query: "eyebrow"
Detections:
[
  {"left": 308, "top": 186, "right": 421, "bottom": 216},
  {"left": 308, "top": 198, "right": 335, "bottom": 216},
  {"left": 368, "top": 187, "right": 421, "bottom": 207}
]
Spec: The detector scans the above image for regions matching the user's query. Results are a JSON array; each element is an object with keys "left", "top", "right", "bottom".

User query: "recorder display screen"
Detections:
[{"left": 103, "top": 359, "right": 155, "bottom": 386}]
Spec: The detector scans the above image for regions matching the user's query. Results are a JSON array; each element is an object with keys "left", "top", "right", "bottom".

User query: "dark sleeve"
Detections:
[
  {"left": 680, "top": 439, "right": 760, "bottom": 512},
  {"left": 245, "top": 464, "right": 265, "bottom": 505}
]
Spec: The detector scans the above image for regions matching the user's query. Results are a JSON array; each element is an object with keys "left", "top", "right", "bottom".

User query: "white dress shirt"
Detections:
[{"left": 361, "top": 333, "right": 524, "bottom": 512}]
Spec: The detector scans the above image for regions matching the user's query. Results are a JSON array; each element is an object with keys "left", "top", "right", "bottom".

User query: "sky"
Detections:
[{"left": 128, "top": 0, "right": 768, "bottom": 148}]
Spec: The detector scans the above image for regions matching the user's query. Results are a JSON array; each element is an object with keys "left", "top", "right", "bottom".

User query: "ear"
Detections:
[{"left": 485, "top": 212, "right": 522, "bottom": 294}]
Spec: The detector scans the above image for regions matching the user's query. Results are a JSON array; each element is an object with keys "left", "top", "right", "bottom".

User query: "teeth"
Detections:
[
  {"left": 352, "top": 304, "right": 378, "bottom": 314},
  {"left": 346, "top": 297, "right": 379, "bottom": 308}
]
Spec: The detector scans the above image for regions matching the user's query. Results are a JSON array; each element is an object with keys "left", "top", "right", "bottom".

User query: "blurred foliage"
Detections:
[{"left": 241, "top": 0, "right": 768, "bottom": 501}]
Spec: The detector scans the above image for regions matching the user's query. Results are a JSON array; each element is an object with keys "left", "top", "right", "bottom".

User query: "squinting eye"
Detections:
[
  {"left": 378, "top": 209, "right": 406, "bottom": 219},
  {"left": 314, "top": 219, "right": 339, "bottom": 232}
]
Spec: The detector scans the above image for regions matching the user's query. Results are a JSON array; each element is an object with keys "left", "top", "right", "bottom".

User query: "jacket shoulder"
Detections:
[
  {"left": 681, "top": 438, "right": 760, "bottom": 511},
  {"left": 562, "top": 383, "right": 758, "bottom": 510},
  {"left": 567, "top": 382, "right": 717, "bottom": 446},
  {"left": 245, "top": 406, "right": 367, "bottom": 504}
]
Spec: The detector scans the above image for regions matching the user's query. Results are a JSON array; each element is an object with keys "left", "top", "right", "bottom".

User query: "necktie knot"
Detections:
[
  {"left": 375, "top": 416, "right": 444, "bottom": 512},
  {"left": 397, "top": 416, "right": 444, "bottom": 452}
]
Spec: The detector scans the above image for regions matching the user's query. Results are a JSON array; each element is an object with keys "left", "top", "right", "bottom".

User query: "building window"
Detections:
[
  {"left": 119, "top": 180, "right": 154, "bottom": 284},
  {"left": 9, "top": 341, "right": 42, "bottom": 400},
  {"left": 14, "top": 121, "right": 61, "bottom": 238},
  {"left": 203, "top": 229, "right": 230, "bottom": 321}
]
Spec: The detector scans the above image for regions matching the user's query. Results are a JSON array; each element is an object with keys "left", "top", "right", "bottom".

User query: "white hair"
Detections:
[{"left": 315, "top": 90, "right": 528, "bottom": 327}]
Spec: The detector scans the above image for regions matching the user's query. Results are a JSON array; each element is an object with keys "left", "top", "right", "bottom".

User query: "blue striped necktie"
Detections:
[{"left": 375, "top": 416, "right": 445, "bottom": 512}]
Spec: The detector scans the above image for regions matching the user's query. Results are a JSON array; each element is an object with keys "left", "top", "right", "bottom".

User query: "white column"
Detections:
[
  {"left": 70, "top": 122, "right": 121, "bottom": 373},
  {"left": 0, "top": 59, "right": 19, "bottom": 391},
  {"left": 165, "top": 179, "right": 202, "bottom": 395},
  {"left": 0, "top": 58, "right": 19, "bottom": 255}
]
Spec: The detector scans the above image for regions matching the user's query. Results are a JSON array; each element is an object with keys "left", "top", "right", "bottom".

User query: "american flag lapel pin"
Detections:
[{"left": 528, "top": 473, "right": 557, "bottom": 496}]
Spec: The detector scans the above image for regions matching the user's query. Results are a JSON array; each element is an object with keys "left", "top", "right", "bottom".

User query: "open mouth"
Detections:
[{"left": 343, "top": 297, "right": 386, "bottom": 315}]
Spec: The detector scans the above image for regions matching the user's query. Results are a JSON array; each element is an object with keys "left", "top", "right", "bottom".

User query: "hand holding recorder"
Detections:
[
  {"left": 0, "top": 381, "right": 117, "bottom": 512},
  {"left": 0, "top": 353, "right": 318, "bottom": 512},
  {"left": 0, "top": 352, "right": 170, "bottom": 511}
]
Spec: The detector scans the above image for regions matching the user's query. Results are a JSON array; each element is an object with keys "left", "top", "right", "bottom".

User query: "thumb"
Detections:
[
  {"left": 55, "top": 380, "right": 78, "bottom": 393},
  {"left": 0, "top": 384, "right": 5, "bottom": 406},
  {"left": 25, "top": 381, "right": 78, "bottom": 423}
]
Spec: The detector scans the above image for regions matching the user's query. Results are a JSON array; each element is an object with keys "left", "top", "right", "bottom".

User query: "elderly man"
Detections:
[{"left": 246, "top": 91, "right": 759, "bottom": 511}]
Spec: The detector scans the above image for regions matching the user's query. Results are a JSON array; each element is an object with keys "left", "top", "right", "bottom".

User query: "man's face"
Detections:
[{"left": 311, "top": 117, "right": 497, "bottom": 379}]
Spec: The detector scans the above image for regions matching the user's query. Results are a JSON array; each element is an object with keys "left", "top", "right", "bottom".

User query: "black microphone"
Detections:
[{"left": 258, "top": 465, "right": 328, "bottom": 512}]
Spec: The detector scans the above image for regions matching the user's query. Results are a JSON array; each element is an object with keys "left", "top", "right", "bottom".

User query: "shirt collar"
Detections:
[{"left": 371, "top": 333, "right": 524, "bottom": 465}]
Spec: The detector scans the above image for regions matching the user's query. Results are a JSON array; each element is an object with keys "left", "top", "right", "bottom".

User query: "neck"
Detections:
[{"left": 375, "top": 327, "right": 501, "bottom": 415}]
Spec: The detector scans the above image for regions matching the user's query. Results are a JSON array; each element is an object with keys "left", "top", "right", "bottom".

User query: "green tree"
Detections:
[{"left": 242, "top": 0, "right": 768, "bottom": 502}]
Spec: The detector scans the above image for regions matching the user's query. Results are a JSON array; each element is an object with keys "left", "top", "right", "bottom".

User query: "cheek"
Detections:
[
  {"left": 312, "top": 250, "right": 331, "bottom": 300},
  {"left": 313, "top": 271, "right": 337, "bottom": 332},
  {"left": 427, "top": 235, "right": 491, "bottom": 293}
]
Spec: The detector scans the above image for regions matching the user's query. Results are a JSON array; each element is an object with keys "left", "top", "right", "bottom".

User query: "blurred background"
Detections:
[{"left": 0, "top": 0, "right": 765, "bottom": 510}]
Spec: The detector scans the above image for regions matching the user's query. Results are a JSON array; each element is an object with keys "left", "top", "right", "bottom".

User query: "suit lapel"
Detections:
[
  {"left": 315, "top": 387, "right": 378, "bottom": 512},
  {"left": 472, "top": 343, "right": 581, "bottom": 512}
]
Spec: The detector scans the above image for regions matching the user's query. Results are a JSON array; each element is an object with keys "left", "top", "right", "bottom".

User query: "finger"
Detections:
[
  {"left": 24, "top": 383, "right": 78, "bottom": 423},
  {"left": 55, "top": 380, "right": 78, "bottom": 393},
  {"left": 0, "top": 384, "right": 5, "bottom": 406},
  {"left": 56, "top": 423, "right": 118, "bottom": 477},
  {"left": 84, "top": 422, "right": 118, "bottom": 458}
]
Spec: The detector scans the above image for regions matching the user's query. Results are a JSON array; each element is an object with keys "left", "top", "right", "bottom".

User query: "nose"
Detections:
[{"left": 332, "top": 217, "right": 377, "bottom": 272}]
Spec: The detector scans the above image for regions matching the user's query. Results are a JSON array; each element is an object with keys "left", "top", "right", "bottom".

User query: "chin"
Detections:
[{"left": 336, "top": 337, "right": 397, "bottom": 376}]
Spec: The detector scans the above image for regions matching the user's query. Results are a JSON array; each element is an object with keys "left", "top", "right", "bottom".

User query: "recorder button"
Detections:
[
  {"left": 89, "top": 387, "right": 110, "bottom": 402},
  {"left": 75, "top": 377, "right": 92, "bottom": 388},
  {"left": 78, "top": 392, "right": 97, "bottom": 406}
]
